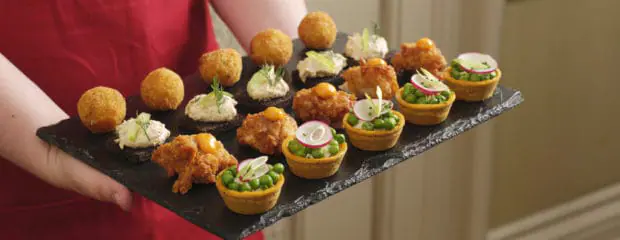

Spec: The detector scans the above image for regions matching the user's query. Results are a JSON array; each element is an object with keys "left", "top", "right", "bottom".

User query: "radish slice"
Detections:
[
  {"left": 456, "top": 52, "right": 498, "bottom": 74},
  {"left": 296, "top": 121, "right": 333, "bottom": 148},
  {"left": 237, "top": 156, "right": 269, "bottom": 182},
  {"left": 410, "top": 68, "right": 450, "bottom": 95},
  {"left": 353, "top": 98, "right": 393, "bottom": 121}
]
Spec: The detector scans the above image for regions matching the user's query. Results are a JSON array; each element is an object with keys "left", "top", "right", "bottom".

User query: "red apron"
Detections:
[{"left": 0, "top": 1, "right": 263, "bottom": 239}]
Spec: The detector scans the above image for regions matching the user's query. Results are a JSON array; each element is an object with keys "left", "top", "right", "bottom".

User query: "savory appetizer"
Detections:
[
  {"left": 216, "top": 156, "right": 285, "bottom": 215},
  {"left": 140, "top": 67, "right": 184, "bottom": 111},
  {"left": 298, "top": 11, "right": 337, "bottom": 49},
  {"left": 282, "top": 121, "right": 348, "bottom": 179},
  {"left": 345, "top": 25, "right": 388, "bottom": 61},
  {"left": 340, "top": 58, "right": 399, "bottom": 100},
  {"left": 198, "top": 48, "right": 243, "bottom": 87},
  {"left": 115, "top": 112, "right": 170, "bottom": 149},
  {"left": 396, "top": 68, "right": 456, "bottom": 125},
  {"left": 343, "top": 87, "right": 405, "bottom": 151},
  {"left": 77, "top": 86, "right": 126, "bottom": 133},
  {"left": 292, "top": 82, "right": 356, "bottom": 128},
  {"left": 151, "top": 133, "right": 238, "bottom": 195},
  {"left": 237, "top": 107, "right": 298, "bottom": 155},
  {"left": 442, "top": 52, "right": 502, "bottom": 101},
  {"left": 391, "top": 37, "right": 447, "bottom": 77},
  {"left": 182, "top": 78, "right": 243, "bottom": 134},
  {"left": 235, "top": 64, "right": 293, "bottom": 112},
  {"left": 296, "top": 50, "right": 347, "bottom": 86},
  {"left": 250, "top": 28, "right": 293, "bottom": 66}
]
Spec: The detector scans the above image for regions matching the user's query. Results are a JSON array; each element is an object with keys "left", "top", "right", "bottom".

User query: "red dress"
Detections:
[{"left": 0, "top": 1, "right": 263, "bottom": 239}]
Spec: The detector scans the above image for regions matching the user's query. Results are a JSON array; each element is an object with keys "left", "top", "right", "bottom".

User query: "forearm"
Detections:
[
  {"left": 211, "top": 0, "right": 308, "bottom": 52},
  {"left": 0, "top": 53, "right": 68, "bottom": 180}
]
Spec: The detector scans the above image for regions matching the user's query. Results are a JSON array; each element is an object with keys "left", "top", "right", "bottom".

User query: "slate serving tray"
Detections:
[{"left": 36, "top": 32, "right": 523, "bottom": 240}]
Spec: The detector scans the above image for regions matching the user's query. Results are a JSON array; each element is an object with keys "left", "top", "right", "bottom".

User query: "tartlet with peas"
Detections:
[
  {"left": 396, "top": 68, "right": 456, "bottom": 125},
  {"left": 282, "top": 121, "right": 348, "bottom": 179},
  {"left": 442, "top": 52, "right": 502, "bottom": 101},
  {"left": 343, "top": 87, "right": 405, "bottom": 151},
  {"left": 216, "top": 156, "right": 285, "bottom": 215}
]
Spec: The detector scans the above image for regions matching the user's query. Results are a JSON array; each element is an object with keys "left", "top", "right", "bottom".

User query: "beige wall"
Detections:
[{"left": 491, "top": 0, "right": 620, "bottom": 228}]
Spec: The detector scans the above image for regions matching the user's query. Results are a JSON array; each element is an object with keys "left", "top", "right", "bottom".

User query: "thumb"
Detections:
[{"left": 51, "top": 148, "right": 133, "bottom": 211}]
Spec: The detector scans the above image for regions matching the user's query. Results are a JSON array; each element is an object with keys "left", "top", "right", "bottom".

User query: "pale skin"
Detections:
[{"left": 0, "top": 0, "right": 308, "bottom": 212}]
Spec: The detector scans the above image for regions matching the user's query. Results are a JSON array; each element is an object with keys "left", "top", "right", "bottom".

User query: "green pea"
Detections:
[
  {"left": 261, "top": 185, "right": 270, "bottom": 190},
  {"left": 362, "top": 122, "right": 374, "bottom": 130},
  {"left": 250, "top": 178, "right": 261, "bottom": 190},
  {"left": 288, "top": 139, "right": 303, "bottom": 153},
  {"left": 441, "top": 91, "right": 451, "bottom": 99},
  {"left": 451, "top": 68, "right": 460, "bottom": 79},
  {"left": 469, "top": 74, "right": 481, "bottom": 81},
  {"left": 459, "top": 72, "right": 470, "bottom": 80},
  {"left": 334, "top": 134, "right": 346, "bottom": 144},
  {"left": 479, "top": 74, "right": 489, "bottom": 80},
  {"left": 416, "top": 97, "right": 428, "bottom": 104},
  {"left": 490, "top": 71, "right": 497, "bottom": 79},
  {"left": 294, "top": 148, "right": 306, "bottom": 157},
  {"left": 273, "top": 163, "right": 285, "bottom": 174},
  {"left": 329, "top": 139, "right": 339, "bottom": 146},
  {"left": 436, "top": 95, "right": 446, "bottom": 102},
  {"left": 429, "top": 96, "right": 440, "bottom": 104},
  {"left": 347, "top": 114, "right": 359, "bottom": 126},
  {"left": 403, "top": 83, "right": 414, "bottom": 96},
  {"left": 331, "top": 127, "right": 337, "bottom": 136},
  {"left": 268, "top": 171, "right": 280, "bottom": 183},
  {"left": 405, "top": 94, "right": 417, "bottom": 103},
  {"left": 373, "top": 119, "right": 386, "bottom": 129},
  {"left": 414, "top": 88, "right": 425, "bottom": 97},
  {"left": 450, "top": 59, "right": 460, "bottom": 68},
  {"left": 240, "top": 183, "right": 252, "bottom": 192},
  {"left": 221, "top": 173, "right": 234, "bottom": 186},
  {"left": 311, "top": 148, "right": 325, "bottom": 158},
  {"left": 260, "top": 175, "right": 273, "bottom": 187},
  {"left": 227, "top": 182, "right": 240, "bottom": 191},
  {"left": 386, "top": 117, "right": 397, "bottom": 130},
  {"left": 328, "top": 144, "right": 339, "bottom": 155}
]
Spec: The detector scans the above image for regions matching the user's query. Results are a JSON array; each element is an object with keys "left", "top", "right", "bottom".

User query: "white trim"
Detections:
[{"left": 487, "top": 182, "right": 620, "bottom": 240}]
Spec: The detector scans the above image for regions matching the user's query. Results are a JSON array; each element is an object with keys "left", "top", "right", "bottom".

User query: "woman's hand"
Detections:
[{"left": 0, "top": 53, "right": 132, "bottom": 211}]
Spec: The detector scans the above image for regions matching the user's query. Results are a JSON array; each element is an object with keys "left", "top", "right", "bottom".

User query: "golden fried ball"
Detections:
[
  {"left": 250, "top": 28, "right": 293, "bottom": 66},
  {"left": 298, "top": 11, "right": 337, "bottom": 49},
  {"left": 77, "top": 86, "right": 126, "bottom": 133},
  {"left": 199, "top": 48, "right": 243, "bottom": 86},
  {"left": 140, "top": 67, "right": 184, "bottom": 110}
]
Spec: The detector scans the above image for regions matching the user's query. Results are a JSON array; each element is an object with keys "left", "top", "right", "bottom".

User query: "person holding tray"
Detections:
[{"left": 0, "top": 0, "right": 307, "bottom": 239}]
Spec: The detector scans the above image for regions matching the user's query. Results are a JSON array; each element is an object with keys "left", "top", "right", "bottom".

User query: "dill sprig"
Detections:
[
  {"left": 211, "top": 76, "right": 225, "bottom": 113},
  {"left": 372, "top": 21, "right": 380, "bottom": 36}
]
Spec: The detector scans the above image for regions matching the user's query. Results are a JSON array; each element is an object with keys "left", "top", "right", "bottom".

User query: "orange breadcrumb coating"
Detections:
[
  {"left": 292, "top": 89, "right": 355, "bottom": 128},
  {"left": 341, "top": 61, "right": 399, "bottom": 100},
  {"left": 140, "top": 67, "right": 184, "bottom": 110},
  {"left": 298, "top": 11, "right": 337, "bottom": 49},
  {"left": 250, "top": 29, "right": 293, "bottom": 66},
  {"left": 391, "top": 40, "right": 447, "bottom": 76},
  {"left": 199, "top": 48, "right": 243, "bottom": 87},
  {"left": 77, "top": 86, "right": 126, "bottom": 133}
]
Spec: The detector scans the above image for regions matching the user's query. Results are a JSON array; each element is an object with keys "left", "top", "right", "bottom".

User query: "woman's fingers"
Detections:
[{"left": 50, "top": 147, "right": 133, "bottom": 211}]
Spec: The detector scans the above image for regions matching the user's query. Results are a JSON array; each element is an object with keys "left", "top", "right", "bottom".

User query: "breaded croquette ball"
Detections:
[
  {"left": 77, "top": 86, "right": 126, "bottom": 133},
  {"left": 250, "top": 29, "right": 293, "bottom": 66},
  {"left": 140, "top": 67, "right": 184, "bottom": 110},
  {"left": 298, "top": 11, "right": 337, "bottom": 49},
  {"left": 199, "top": 48, "right": 243, "bottom": 86}
]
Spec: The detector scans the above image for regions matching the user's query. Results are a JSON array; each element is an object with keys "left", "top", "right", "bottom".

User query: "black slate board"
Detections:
[{"left": 36, "top": 32, "right": 523, "bottom": 240}]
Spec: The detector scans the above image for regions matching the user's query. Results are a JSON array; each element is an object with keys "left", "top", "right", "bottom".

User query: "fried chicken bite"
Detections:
[
  {"left": 340, "top": 58, "right": 399, "bottom": 100},
  {"left": 237, "top": 107, "right": 298, "bottom": 155},
  {"left": 391, "top": 37, "right": 447, "bottom": 76},
  {"left": 293, "top": 83, "right": 356, "bottom": 128},
  {"left": 151, "top": 133, "right": 237, "bottom": 194}
]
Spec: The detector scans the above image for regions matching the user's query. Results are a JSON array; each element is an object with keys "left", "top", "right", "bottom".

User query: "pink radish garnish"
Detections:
[
  {"left": 410, "top": 68, "right": 449, "bottom": 95},
  {"left": 456, "top": 52, "right": 498, "bottom": 74},
  {"left": 353, "top": 87, "right": 393, "bottom": 121},
  {"left": 296, "top": 121, "right": 333, "bottom": 148}
]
